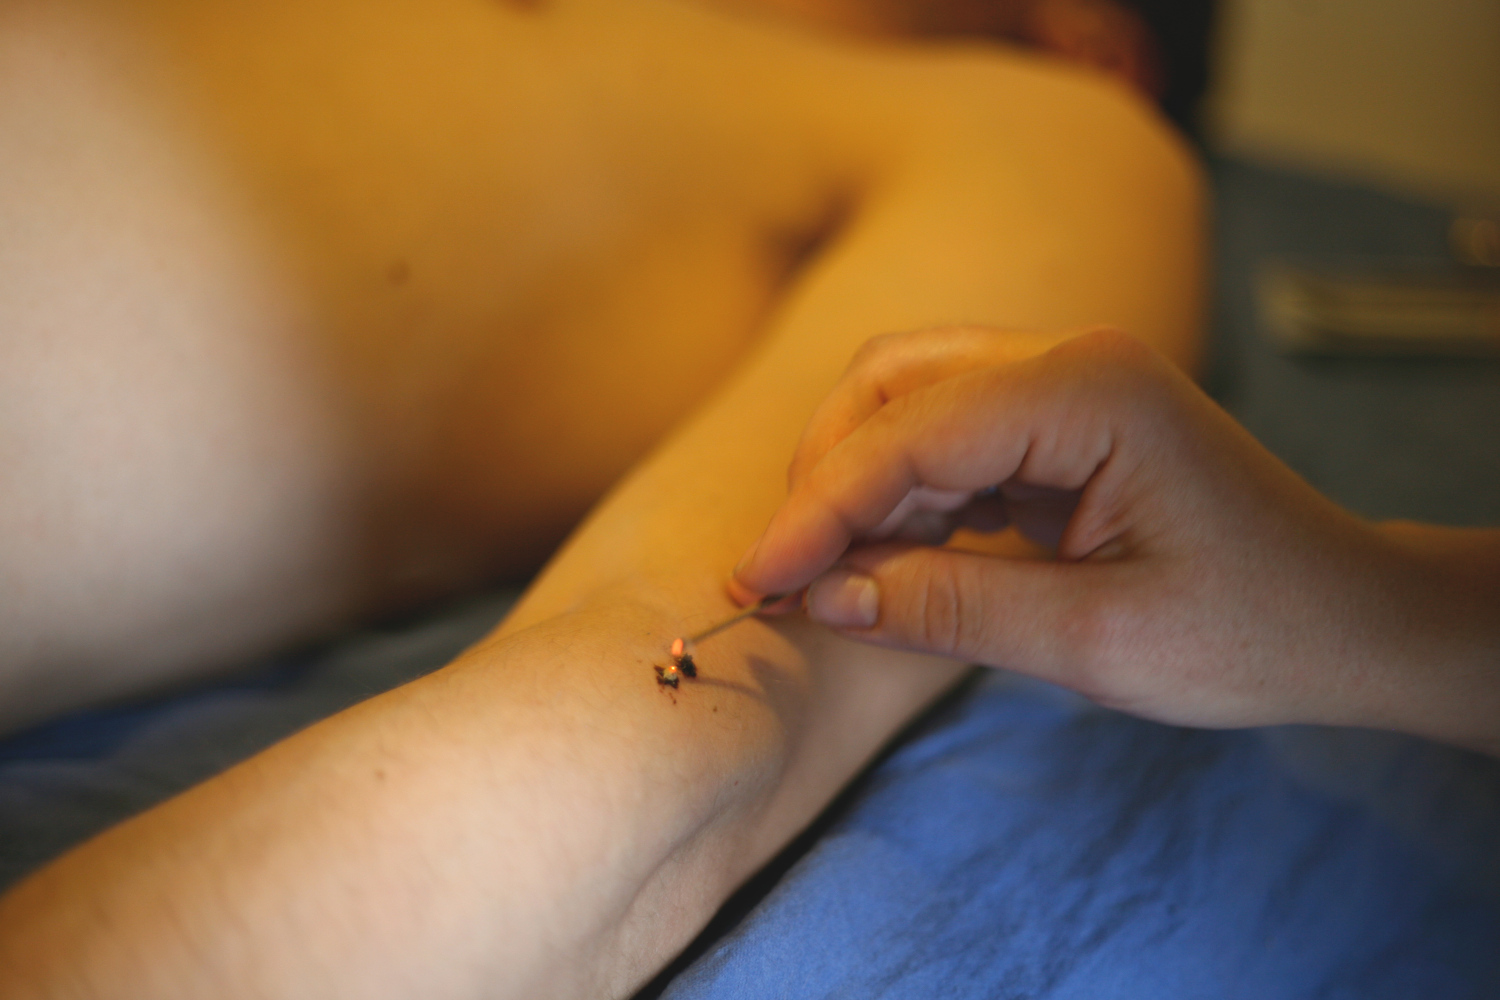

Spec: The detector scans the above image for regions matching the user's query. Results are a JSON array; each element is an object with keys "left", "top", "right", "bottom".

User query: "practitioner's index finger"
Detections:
[
  {"left": 788, "top": 326, "right": 1052, "bottom": 490},
  {"left": 739, "top": 444, "right": 923, "bottom": 598},
  {"left": 742, "top": 370, "right": 1037, "bottom": 596},
  {"left": 742, "top": 334, "right": 1144, "bottom": 599},
  {"left": 786, "top": 364, "right": 887, "bottom": 491}
]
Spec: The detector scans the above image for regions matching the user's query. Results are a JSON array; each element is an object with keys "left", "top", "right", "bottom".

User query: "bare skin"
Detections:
[
  {"left": 3, "top": 0, "right": 851, "bottom": 726},
  {"left": 0, "top": 0, "right": 1203, "bottom": 995}
]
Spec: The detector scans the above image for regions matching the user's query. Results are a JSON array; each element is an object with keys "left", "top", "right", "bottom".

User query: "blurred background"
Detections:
[
  {"left": 1207, "top": 0, "right": 1500, "bottom": 210},
  {"left": 1180, "top": 0, "right": 1500, "bottom": 528}
]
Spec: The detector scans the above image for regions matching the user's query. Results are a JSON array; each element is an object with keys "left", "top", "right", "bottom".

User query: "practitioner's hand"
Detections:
[{"left": 733, "top": 327, "right": 1500, "bottom": 747}]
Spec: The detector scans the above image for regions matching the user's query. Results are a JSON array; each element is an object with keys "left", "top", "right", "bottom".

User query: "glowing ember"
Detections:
[{"left": 657, "top": 636, "right": 698, "bottom": 688}]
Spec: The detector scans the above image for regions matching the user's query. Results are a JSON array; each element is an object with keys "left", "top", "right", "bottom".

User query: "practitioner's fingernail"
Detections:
[
  {"left": 725, "top": 575, "right": 761, "bottom": 608},
  {"left": 806, "top": 570, "right": 879, "bottom": 629}
]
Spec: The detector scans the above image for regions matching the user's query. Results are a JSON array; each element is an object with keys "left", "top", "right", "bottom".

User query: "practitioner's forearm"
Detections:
[{"left": 1368, "top": 523, "right": 1500, "bottom": 755}]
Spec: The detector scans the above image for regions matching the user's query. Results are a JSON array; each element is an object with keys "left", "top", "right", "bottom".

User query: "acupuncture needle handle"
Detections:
[{"left": 687, "top": 594, "right": 785, "bottom": 645}]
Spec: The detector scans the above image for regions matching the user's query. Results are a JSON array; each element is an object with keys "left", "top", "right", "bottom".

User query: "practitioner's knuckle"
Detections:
[
  {"left": 915, "top": 570, "right": 966, "bottom": 657},
  {"left": 849, "top": 325, "right": 965, "bottom": 381},
  {"left": 887, "top": 556, "right": 990, "bottom": 660},
  {"left": 851, "top": 334, "right": 927, "bottom": 402},
  {"left": 1053, "top": 327, "right": 1173, "bottom": 411},
  {"left": 948, "top": 557, "right": 1003, "bottom": 659},
  {"left": 1058, "top": 326, "right": 1147, "bottom": 371},
  {"left": 847, "top": 331, "right": 904, "bottom": 376},
  {"left": 861, "top": 389, "right": 915, "bottom": 440}
]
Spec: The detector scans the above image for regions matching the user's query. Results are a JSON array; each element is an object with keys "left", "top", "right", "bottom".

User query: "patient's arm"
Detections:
[{"left": 0, "top": 61, "right": 1202, "bottom": 999}]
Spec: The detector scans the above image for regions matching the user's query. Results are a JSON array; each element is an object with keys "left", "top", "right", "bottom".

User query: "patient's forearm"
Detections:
[
  {"left": 0, "top": 590, "right": 952, "bottom": 999},
  {"left": 0, "top": 210, "right": 973, "bottom": 998},
  {"left": 0, "top": 334, "right": 966, "bottom": 998}
]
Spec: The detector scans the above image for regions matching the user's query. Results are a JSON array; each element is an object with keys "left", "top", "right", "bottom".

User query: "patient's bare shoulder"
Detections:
[{"left": 729, "top": 30, "right": 1207, "bottom": 364}]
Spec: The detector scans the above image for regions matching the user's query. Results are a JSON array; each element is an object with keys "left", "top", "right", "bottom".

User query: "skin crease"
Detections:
[
  {"left": 731, "top": 326, "right": 1500, "bottom": 756},
  {"left": 0, "top": 0, "right": 1206, "bottom": 996}
]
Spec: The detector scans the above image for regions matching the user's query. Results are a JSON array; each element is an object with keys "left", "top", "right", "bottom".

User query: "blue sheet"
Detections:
[
  {"left": 661, "top": 673, "right": 1500, "bottom": 998},
  {"left": 0, "top": 594, "right": 515, "bottom": 891}
]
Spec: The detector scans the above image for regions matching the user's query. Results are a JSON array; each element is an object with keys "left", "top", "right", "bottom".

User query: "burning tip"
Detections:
[
  {"left": 659, "top": 637, "right": 697, "bottom": 687},
  {"left": 670, "top": 637, "right": 697, "bottom": 678}
]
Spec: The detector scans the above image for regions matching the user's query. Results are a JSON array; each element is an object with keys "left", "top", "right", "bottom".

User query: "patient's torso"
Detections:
[{"left": 114, "top": 0, "right": 910, "bottom": 583}]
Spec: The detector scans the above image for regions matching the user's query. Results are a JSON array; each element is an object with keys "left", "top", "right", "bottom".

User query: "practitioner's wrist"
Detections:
[{"left": 1361, "top": 523, "right": 1500, "bottom": 755}]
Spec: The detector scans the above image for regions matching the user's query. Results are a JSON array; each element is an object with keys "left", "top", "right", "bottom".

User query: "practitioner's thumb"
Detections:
[{"left": 805, "top": 544, "right": 1106, "bottom": 681}]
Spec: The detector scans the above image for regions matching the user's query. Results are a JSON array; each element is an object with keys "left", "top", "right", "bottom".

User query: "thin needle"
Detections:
[
  {"left": 660, "top": 594, "right": 788, "bottom": 687},
  {"left": 686, "top": 593, "right": 786, "bottom": 646}
]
